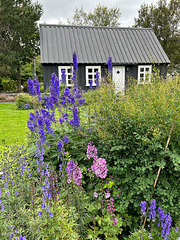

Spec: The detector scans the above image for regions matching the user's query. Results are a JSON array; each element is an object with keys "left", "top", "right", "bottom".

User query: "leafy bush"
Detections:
[
  {"left": 84, "top": 76, "right": 180, "bottom": 230},
  {"left": 1, "top": 78, "right": 17, "bottom": 91},
  {"left": 16, "top": 93, "right": 35, "bottom": 110}
]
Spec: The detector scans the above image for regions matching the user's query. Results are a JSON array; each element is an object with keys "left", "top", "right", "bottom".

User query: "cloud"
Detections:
[{"left": 33, "top": 0, "right": 170, "bottom": 27}]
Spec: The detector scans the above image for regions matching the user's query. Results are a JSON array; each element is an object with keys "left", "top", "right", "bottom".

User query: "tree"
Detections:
[
  {"left": 134, "top": 0, "right": 180, "bottom": 72},
  {"left": 68, "top": 5, "right": 121, "bottom": 27},
  {"left": 0, "top": 0, "right": 43, "bottom": 91}
]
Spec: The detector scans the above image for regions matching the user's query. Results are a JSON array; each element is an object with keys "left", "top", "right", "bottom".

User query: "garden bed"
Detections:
[{"left": 0, "top": 92, "right": 19, "bottom": 102}]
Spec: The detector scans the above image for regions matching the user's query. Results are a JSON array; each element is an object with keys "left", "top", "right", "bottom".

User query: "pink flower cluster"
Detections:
[
  {"left": 107, "top": 197, "right": 118, "bottom": 226},
  {"left": 87, "top": 142, "right": 98, "bottom": 159},
  {"left": 87, "top": 142, "right": 108, "bottom": 179},
  {"left": 91, "top": 158, "right": 108, "bottom": 179},
  {"left": 66, "top": 160, "right": 82, "bottom": 186}
]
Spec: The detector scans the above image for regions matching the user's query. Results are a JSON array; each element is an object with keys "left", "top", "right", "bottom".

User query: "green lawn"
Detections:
[{"left": 0, "top": 102, "right": 29, "bottom": 146}]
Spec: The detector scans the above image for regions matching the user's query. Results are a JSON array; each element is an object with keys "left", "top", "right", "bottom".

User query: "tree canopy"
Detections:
[
  {"left": 68, "top": 5, "right": 121, "bottom": 27},
  {"left": 0, "top": 0, "right": 43, "bottom": 90},
  {"left": 134, "top": 0, "right": 180, "bottom": 72}
]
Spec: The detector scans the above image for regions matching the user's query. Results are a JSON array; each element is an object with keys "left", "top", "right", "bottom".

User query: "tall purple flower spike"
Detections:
[{"left": 108, "top": 57, "right": 112, "bottom": 74}]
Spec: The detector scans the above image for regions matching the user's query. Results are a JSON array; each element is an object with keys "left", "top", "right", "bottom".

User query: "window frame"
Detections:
[
  {"left": 138, "top": 65, "right": 152, "bottom": 84},
  {"left": 58, "top": 66, "right": 73, "bottom": 87},
  {"left": 86, "top": 66, "right": 101, "bottom": 87}
]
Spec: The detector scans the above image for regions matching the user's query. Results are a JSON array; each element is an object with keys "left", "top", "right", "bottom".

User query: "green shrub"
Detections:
[
  {"left": 16, "top": 93, "right": 34, "bottom": 110},
  {"left": 83, "top": 76, "right": 180, "bottom": 230},
  {"left": 1, "top": 78, "right": 17, "bottom": 91}
]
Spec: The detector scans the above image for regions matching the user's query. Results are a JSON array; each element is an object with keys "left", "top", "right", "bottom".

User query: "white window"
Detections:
[
  {"left": 138, "top": 65, "right": 152, "bottom": 84},
  {"left": 86, "top": 66, "right": 101, "bottom": 86},
  {"left": 58, "top": 66, "right": 73, "bottom": 87}
]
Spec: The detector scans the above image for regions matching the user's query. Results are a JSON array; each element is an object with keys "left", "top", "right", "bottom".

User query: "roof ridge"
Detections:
[{"left": 39, "top": 23, "right": 152, "bottom": 31}]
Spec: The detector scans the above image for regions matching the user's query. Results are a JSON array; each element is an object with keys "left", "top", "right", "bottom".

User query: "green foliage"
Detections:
[
  {"left": 0, "top": 0, "right": 43, "bottom": 90},
  {"left": 68, "top": 4, "right": 121, "bottom": 26},
  {"left": 1, "top": 78, "right": 17, "bottom": 91},
  {"left": 16, "top": 93, "right": 34, "bottom": 110},
  {"left": 127, "top": 227, "right": 179, "bottom": 240},
  {"left": 21, "top": 55, "right": 43, "bottom": 85},
  {"left": 134, "top": 0, "right": 180, "bottom": 71},
  {"left": 84, "top": 76, "right": 180, "bottom": 230}
]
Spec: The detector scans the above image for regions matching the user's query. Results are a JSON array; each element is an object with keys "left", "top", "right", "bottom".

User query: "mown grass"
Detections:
[{"left": 0, "top": 103, "right": 29, "bottom": 147}]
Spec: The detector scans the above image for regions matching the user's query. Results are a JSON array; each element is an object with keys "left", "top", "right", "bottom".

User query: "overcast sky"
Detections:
[{"left": 33, "top": 0, "right": 170, "bottom": 27}]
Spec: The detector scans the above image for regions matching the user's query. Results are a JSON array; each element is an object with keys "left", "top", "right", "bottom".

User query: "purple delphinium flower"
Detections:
[
  {"left": 89, "top": 80, "right": 93, "bottom": 89},
  {"left": 140, "top": 201, "right": 147, "bottom": 216},
  {"left": 175, "top": 227, "right": 178, "bottom": 232},
  {"left": 4, "top": 182, "right": 8, "bottom": 188},
  {"left": 58, "top": 139, "right": 64, "bottom": 157},
  {"left": 37, "top": 116, "right": 46, "bottom": 143},
  {"left": 25, "top": 104, "right": 29, "bottom": 108},
  {"left": 44, "top": 96, "right": 55, "bottom": 111},
  {"left": 72, "top": 70, "right": 77, "bottom": 88},
  {"left": 72, "top": 52, "right": 78, "bottom": 88},
  {"left": 67, "top": 160, "right": 75, "bottom": 178},
  {"left": 96, "top": 71, "right": 100, "bottom": 87},
  {"left": 108, "top": 57, "right": 112, "bottom": 74},
  {"left": 158, "top": 207, "right": 165, "bottom": 227},
  {"left": 33, "top": 79, "right": 41, "bottom": 101},
  {"left": 28, "top": 79, "right": 34, "bottom": 95},
  {"left": 61, "top": 69, "right": 66, "bottom": 84},
  {"left": 64, "top": 134, "right": 69, "bottom": 144},
  {"left": 70, "top": 106, "right": 80, "bottom": 128},
  {"left": 38, "top": 211, "right": 42, "bottom": 217},
  {"left": 149, "top": 199, "right": 156, "bottom": 222},
  {"left": 73, "top": 51, "right": 78, "bottom": 71},
  {"left": 28, "top": 78, "right": 41, "bottom": 101},
  {"left": 1, "top": 204, "right": 5, "bottom": 211},
  {"left": 50, "top": 212, "right": 53, "bottom": 218},
  {"left": 162, "top": 213, "right": 172, "bottom": 239},
  {"left": 59, "top": 118, "right": 64, "bottom": 125},
  {"left": 49, "top": 73, "right": 60, "bottom": 105}
]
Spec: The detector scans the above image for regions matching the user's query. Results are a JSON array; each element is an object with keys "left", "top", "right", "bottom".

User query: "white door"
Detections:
[{"left": 112, "top": 66, "right": 125, "bottom": 93}]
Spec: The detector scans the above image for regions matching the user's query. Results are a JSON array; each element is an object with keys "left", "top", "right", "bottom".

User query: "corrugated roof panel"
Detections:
[
  {"left": 148, "top": 30, "right": 169, "bottom": 63},
  {"left": 143, "top": 29, "right": 159, "bottom": 63},
  {"left": 110, "top": 28, "right": 124, "bottom": 63},
  {"left": 107, "top": 29, "right": 120, "bottom": 63},
  {"left": 125, "top": 30, "right": 141, "bottom": 63},
  {"left": 93, "top": 28, "right": 104, "bottom": 63},
  {"left": 115, "top": 29, "right": 130, "bottom": 63},
  {"left": 56, "top": 27, "right": 63, "bottom": 63},
  {"left": 132, "top": 29, "right": 147, "bottom": 63},
  {"left": 40, "top": 24, "right": 170, "bottom": 64}
]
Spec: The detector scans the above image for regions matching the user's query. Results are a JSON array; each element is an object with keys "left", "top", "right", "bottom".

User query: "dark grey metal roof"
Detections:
[{"left": 40, "top": 24, "right": 170, "bottom": 64}]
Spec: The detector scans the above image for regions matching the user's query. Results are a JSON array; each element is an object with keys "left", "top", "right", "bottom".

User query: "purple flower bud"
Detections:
[
  {"left": 140, "top": 201, "right": 147, "bottom": 215},
  {"left": 1, "top": 205, "right": 5, "bottom": 211},
  {"left": 38, "top": 211, "right": 42, "bottom": 217}
]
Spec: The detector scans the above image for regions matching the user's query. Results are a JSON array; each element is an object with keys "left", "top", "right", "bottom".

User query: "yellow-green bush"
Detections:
[{"left": 16, "top": 93, "right": 37, "bottom": 110}]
